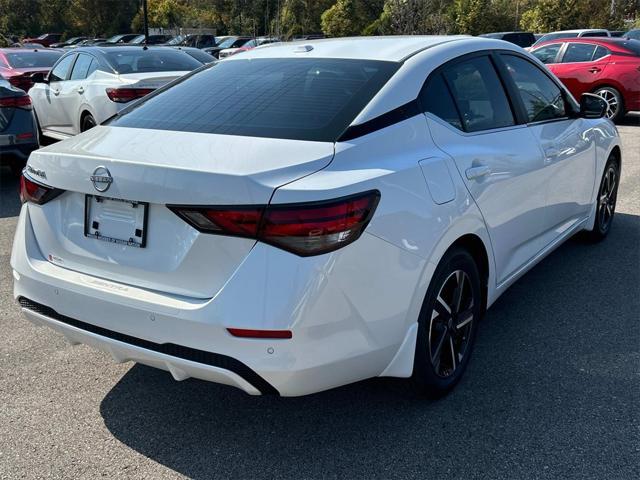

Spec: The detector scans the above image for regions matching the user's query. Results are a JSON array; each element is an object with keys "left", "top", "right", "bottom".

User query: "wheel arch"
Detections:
[{"left": 379, "top": 227, "right": 495, "bottom": 379}]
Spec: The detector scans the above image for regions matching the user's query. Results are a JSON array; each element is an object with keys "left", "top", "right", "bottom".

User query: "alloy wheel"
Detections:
[
  {"left": 595, "top": 89, "right": 619, "bottom": 120},
  {"left": 598, "top": 164, "right": 618, "bottom": 232},
  {"left": 429, "top": 270, "right": 475, "bottom": 378}
]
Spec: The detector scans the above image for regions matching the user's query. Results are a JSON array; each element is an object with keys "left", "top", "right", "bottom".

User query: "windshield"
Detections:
[
  {"left": 109, "top": 58, "right": 400, "bottom": 142},
  {"left": 6, "top": 51, "right": 62, "bottom": 68},
  {"left": 534, "top": 32, "right": 579, "bottom": 46},
  {"left": 167, "top": 35, "right": 185, "bottom": 45},
  {"left": 217, "top": 37, "right": 240, "bottom": 48},
  {"left": 105, "top": 49, "right": 202, "bottom": 73}
]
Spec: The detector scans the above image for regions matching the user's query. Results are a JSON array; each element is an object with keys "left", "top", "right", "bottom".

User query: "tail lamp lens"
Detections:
[
  {"left": 105, "top": 87, "right": 155, "bottom": 103},
  {"left": 0, "top": 95, "right": 32, "bottom": 109},
  {"left": 169, "top": 190, "right": 380, "bottom": 256},
  {"left": 19, "top": 174, "right": 63, "bottom": 205}
]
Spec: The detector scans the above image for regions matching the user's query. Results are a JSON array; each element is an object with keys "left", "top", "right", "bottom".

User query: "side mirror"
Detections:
[
  {"left": 580, "top": 93, "right": 607, "bottom": 119},
  {"left": 30, "top": 72, "right": 48, "bottom": 84}
]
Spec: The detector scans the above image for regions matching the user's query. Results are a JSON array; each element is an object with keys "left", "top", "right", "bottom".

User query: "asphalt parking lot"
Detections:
[{"left": 0, "top": 120, "right": 639, "bottom": 480}]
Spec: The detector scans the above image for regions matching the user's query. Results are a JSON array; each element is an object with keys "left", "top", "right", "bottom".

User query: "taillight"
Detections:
[
  {"left": 19, "top": 173, "right": 64, "bottom": 205},
  {"left": 169, "top": 190, "right": 380, "bottom": 256},
  {"left": 105, "top": 87, "right": 155, "bottom": 103},
  {"left": 7, "top": 74, "right": 32, "bottom": 92},
  {"left": 0, "top": 95, "right": 32, "bottom": 110}
]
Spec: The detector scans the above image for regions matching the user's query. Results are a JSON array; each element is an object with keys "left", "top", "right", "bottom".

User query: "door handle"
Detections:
[
  {"left": 52, "top": 88, "right": 60, "bottom": 96},
  {"left": 589, "top": 67, "right": 601, "bottom": 73},
  {"left": 465, "top": 165, "right": 491, "bottom": 180},
  {"left": 77, "top": 87, "right": 84, "bottom": 94}
]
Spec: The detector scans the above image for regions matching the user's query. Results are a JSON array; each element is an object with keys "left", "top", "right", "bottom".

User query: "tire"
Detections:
[
  {"left": 411, "top": 247, "right": 483, "bottom": 397},
  {"left": 594, "top": 87, "right": 625, "bottom": 123},
  {"left": 81, "top": 114, "right": 96, "bottom": 132},
  {"left": 585, "top": 156, "right": 620, "bottom": 242}
]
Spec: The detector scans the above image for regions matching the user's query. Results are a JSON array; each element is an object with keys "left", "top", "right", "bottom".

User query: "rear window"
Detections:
[
  {"left": 535, "top": 32, "right": 579, "bottom": 45},
  {"left": 105, "top": 49, "right": 201, "bottom": 74},
  {"left": 109, "top": 58, "right": 399, "bottom": 142},
  {"left": 619, "top": 39, "right": 640, "bottom": 56},
  {"left": 5, "top": 51, "right": 62, "bottom": 68}
]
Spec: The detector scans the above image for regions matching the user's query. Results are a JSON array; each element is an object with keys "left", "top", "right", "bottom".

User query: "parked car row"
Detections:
[{"left": 0, "top": 45, "right": 212, "bottom": 174}]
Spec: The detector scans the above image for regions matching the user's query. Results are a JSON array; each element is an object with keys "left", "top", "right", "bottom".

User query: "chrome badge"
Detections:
[
  {"left": 90, "top": 166, "right": 113, "bottom": 193},
  {"left": 26, "top": 164, "right": 47, "bottom": 180}
]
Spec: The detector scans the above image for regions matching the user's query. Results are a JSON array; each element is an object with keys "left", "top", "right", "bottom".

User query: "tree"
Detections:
[
  {"left": 367, "top": 0, "right": 453, "bottom": 35},
  {"left": 321, "top": 0, "right": 384, "bottom": 36}
]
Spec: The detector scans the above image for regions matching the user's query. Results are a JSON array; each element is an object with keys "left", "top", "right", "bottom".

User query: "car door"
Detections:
[
  {"left": 551, "top": 43, "right": 610, "bottom": 98},
  {"left": 497, "top": 53, "right": 596, "bottom": 241},
  {"left": 57, "top": 53, "right": 94, "bottom": 134},
  {"left": 39, "top": 53, "right": 76, "bottom": 134},
  {"left": 422, "top": 53, "right": 550, "bottom": 285}
]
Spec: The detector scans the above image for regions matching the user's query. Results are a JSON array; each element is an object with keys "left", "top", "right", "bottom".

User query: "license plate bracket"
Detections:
[{"left": 84, "top": 195, "right": 148, "bottom": 248}]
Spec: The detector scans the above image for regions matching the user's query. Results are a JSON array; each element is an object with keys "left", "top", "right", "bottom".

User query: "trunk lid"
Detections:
[
  {"left": 26, "top": 126, "right": 334, "bottom": 298},
  {"left": 118, "top": 71, "right": 190, "bottom": 90}
]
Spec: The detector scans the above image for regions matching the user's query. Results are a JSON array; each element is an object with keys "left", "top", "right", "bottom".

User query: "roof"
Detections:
[
  {"left": 71, "top": 45, "right": 183, "bottom": 55},
  {"left": 234, "top": 36, "right": 471, "bottom": 62},
  {"left": 534, "top": 37, "right": 640, "bottom": 50},
  {"left": 547, "top": 29, "right": 609, "bottom": 34},
  {"left": 0, "top": 48, "right": 62, "bottom": 54}
]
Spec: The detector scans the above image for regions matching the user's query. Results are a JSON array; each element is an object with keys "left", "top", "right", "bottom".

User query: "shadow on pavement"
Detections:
[{"left": 100, "top": 213, "right": 640, "bottom": 479}]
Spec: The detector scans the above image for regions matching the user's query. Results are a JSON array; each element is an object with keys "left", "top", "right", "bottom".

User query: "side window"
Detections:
[
  {"left": 420, "top": 73, "right": 463, "bottom": 130},
  {"left": 582, "top": 32, "right": 608, "bottom": 37},
  {"left": 593, "top": 46, "right": 610, "bottom": 61},
  {"left": 532, "top": 44, "right": 561, "bottom": 64},
  {"left": 562, "top": 43, "right": 597, "bottom": 63},
  {"left": 501, "top": 54, "right": 567, "bottom": 123},
  {"left": 443, "top": 56, "right": 515, "bottom": 132},
  {"left": 49, "top": 54, "right": 75, "bottom": 82},
  {"left": 70, "top": 54, "right": 93, "bottom": 80}
]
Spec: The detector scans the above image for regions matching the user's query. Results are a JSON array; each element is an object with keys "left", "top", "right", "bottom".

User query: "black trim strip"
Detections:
[
  {"left": 18, "top": 297, "right": 279, "bottom": 395},
  {"left": 338, "top": 99, "right": 421, "bottom": 142}
]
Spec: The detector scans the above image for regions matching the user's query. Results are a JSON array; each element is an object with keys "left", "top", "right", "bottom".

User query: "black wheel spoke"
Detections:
[{"left": 429, "top": 269, "right": 475, "bottom": 378}]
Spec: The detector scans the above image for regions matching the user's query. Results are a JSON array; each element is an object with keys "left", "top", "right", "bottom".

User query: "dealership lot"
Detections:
[{"left": 0, "top": 121, "right": 638, "bottom": 479}]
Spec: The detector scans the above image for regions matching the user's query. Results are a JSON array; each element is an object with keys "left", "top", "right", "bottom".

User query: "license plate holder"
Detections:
[{"left": 84, "top": 195, "right": 148, "bottom": 248}]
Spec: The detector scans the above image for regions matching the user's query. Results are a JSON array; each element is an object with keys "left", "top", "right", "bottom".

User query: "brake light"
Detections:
[
  {"left": 169, "top": 190, "right": 380, "bottom": 256},
  {"left": 19, "top": 174, "right": 63, "bottom": 205},
  {"left": 7, "top": 74, "right": 33, "bottom": 92},
  {"left": 0, "top": 95, "right": 32, "bottom": 109},
  {"left": 105, "top": 87, "right": 155, "bottom": 103}
]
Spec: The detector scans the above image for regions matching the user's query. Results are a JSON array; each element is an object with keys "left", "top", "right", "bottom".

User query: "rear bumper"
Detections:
[
  {"left": 11, "top": 203, "right": 426, "bottom": 396},
  {"left": 18, "top": 297, "right": 270, "bottom": 395}
]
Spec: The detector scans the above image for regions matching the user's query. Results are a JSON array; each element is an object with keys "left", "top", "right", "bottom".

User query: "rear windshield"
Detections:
[
  {"left": 5, "top": 51, "right": 62, "bottom": 68},
  {"left": 105, "top": 49, "right": 202, "bottom": 73},
  {"left": 619, "top": 39, "right": 640, "bottom": 55},
  {"left": 109, "top": 58, "right": 399, "bottom": 142},
  {"left": 535, "top": 32, "right": 579, "bottom": 45}
]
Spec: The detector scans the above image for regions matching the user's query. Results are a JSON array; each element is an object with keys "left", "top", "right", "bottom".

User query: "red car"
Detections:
[
  {"left": 21, "top": 33, "right": 62, "bottom": 47},
  {"left": 531, "top": 37, "right": 640, "bottom": 121},
  {"left": 0, "top": 48, "right": 63, "bottom": 92}
]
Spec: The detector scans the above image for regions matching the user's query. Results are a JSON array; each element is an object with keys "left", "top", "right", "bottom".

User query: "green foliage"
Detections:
[
  {"left": 1, "top": 0, "right": 638, "bottom": 40},
  {"left": 321, "top": 0, "right": 384, "bottom": 37}
]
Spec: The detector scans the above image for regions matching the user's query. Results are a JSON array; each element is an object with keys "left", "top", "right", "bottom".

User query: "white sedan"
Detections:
[
  {"left": 28, "top": 46, "right": 203, "bottom": 140},
  {"left": 13, "top": 36, "right": 620, "bottom": 397}
]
